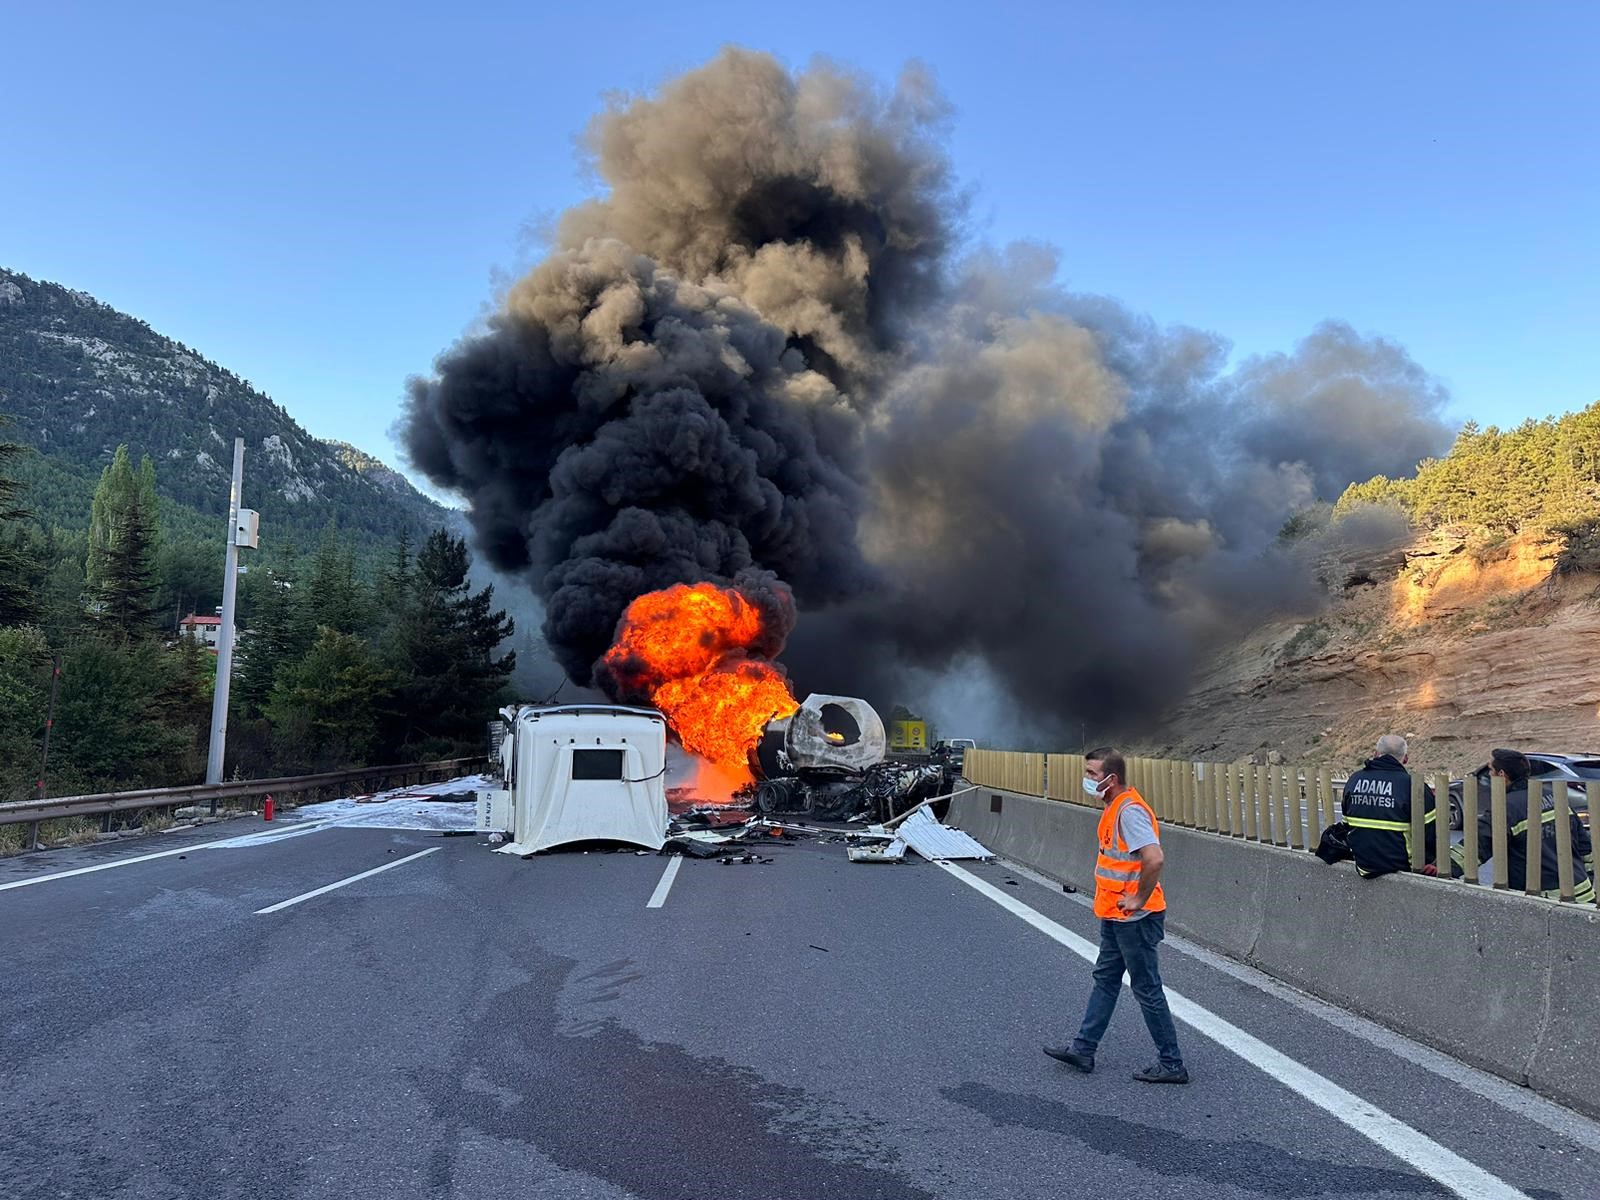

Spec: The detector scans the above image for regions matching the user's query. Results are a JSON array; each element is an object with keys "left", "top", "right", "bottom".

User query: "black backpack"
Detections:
[{"left": 1314, "top": 821, "right": 1354, "bottom": 865}]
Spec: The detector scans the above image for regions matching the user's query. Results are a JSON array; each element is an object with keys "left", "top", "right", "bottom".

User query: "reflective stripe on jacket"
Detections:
[
  {"left": 1093, "top": 788, "right": 1166, "bottom": 921},
  {"left": 1450, "top": 786, "right": 1596, "bottom": 901}
]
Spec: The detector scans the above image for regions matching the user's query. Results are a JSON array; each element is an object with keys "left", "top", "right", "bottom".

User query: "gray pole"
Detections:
[{"left": 206, "top": 438, "right": 244, "bottom": 786}]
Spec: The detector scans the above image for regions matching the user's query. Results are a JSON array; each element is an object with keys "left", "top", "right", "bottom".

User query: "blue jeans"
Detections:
[{"left": 1072, "top": 912, "right": 1184, "bottom": 1069}]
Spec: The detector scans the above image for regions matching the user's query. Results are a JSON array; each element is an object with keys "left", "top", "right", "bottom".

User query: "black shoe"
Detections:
[
  {"left": 1133, "top": 1063, "right": 1189, "bottom": 1084},
  {"left": 1043, "top": 1045, "right": 1094, "bottom": 1073}
]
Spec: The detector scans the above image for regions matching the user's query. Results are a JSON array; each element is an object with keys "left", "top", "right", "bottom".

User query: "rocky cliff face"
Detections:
[{"left": 1146, "top": 531, "right": 1600, "bottom": 772}]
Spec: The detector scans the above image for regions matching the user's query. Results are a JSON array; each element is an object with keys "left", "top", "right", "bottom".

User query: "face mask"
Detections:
[{"left": 1082, "top": 776, "right": 1105, "bottom": 798}]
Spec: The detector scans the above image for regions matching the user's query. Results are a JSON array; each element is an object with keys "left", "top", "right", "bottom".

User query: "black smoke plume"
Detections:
[{"left": 402, "top": 49, "right": 1452, "bottom": 734}]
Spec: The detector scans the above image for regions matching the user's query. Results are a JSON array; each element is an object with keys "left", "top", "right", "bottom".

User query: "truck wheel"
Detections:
[{"left": 756, "top": 780, "right": 790, "bottom": 814}]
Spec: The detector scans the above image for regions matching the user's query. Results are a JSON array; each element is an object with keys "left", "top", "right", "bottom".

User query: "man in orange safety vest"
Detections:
[{"left": 1045, "top": 747, "right": 1188, "bottom": 1083}]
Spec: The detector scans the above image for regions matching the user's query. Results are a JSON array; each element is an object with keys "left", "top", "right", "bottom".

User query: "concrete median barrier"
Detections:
[{"left": 950, "top": 785, "right": 1600, "bottom": 1119}]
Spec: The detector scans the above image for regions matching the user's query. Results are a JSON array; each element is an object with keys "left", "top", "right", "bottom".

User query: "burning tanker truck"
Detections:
[
  {"left": 589, "top": 581, "right": 951, "bottom": 823},
  {"left": 747, "top": 694, "right": 951, "bottom": 822}
]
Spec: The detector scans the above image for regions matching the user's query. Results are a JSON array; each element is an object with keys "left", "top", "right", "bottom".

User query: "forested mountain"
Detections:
[
  {"left": 0, "top": 267, "right": 445, "bottom": 557},
  {"left": 0, "top": 269, "right": 521, "bottom": 816}
]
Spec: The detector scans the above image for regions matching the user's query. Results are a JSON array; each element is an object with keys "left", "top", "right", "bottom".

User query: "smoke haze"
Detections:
[{"left": 402, "top": 48, "right": 1452, "bottom": 737}]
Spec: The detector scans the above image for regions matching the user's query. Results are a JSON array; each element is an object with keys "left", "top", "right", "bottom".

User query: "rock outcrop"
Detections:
[{"left": 1147, "top": 531, "right": 1600, "bottom": 772}]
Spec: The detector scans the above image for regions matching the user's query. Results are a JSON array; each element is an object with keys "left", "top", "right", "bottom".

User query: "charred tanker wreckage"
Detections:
[{"left": 745, "top": 695, "right": 953, "bottom": 823}]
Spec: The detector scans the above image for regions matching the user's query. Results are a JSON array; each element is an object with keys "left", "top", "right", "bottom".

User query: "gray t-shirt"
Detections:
[
  {"left": 1119, "top": 802, "right": 1159, "bottom": 853},
  {"left": 1115, "top": 802, "right": 1160, "bottom": 920}
]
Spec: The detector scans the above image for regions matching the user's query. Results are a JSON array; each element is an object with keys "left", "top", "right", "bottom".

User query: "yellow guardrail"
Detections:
[
  {"left": 964, "top": 750, "right": 1595, "bottom": 905},
  {"left": 964, "top": 748, "right": 1046, "bottom": 797}
]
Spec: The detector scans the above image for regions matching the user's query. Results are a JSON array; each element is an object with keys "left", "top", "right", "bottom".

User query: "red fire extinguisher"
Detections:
[{"left": 263, "top": 794, "right": 274, "bottom": 822}]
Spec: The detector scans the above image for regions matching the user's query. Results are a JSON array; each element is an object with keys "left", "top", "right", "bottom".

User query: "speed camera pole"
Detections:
[{"left": 205, "top": 438, "right": 259, "bottom": 793}]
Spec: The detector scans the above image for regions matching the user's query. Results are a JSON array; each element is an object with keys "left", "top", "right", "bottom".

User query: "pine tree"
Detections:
[
  {"left": 266, "top": 627, "right": 398, "bottom": 770},
  {"left": 84, "top": 446, "right": 161, "bottom": 638},
  {"left": 0, "top": 416, "right": 41, "bottom": 627},
  {"left": 0, "top": 625, "right": 50, "bottom": 796},
  {"left": 156, "top": 536, "right": 224, "bottom": 633},
  {"left": 376, "top": 530, "right": 413, "bottom": 615},
  {"left": 235, "top": 566, "right": 298, "bottom": 716},
  {"left": 301, "top": 522, "right": 368, "bottom": 637},
  {"left": 51, "top": 635, "right": 197, "bottom": 789},
  {"left": 387, "top": 530, "right": 514, "bottom": 755}
]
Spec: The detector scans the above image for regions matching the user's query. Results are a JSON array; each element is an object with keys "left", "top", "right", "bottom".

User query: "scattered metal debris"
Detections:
[
  {"left": 846, "top": 837, "right": 907, "bottom": 863},
  {"left": 662, "top": 836, "right": 728, "bottom": 859},
  {"left": 889, "top": 808, "right": 994, "bottom": 861}
]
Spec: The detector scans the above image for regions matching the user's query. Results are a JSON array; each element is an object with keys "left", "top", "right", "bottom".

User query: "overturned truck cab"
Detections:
[
  {"left": 750, "top": 694, "right": 947, "bottom": 822},
  {"left": 480, "top": 704, "right": 668, "bottom": 854}
]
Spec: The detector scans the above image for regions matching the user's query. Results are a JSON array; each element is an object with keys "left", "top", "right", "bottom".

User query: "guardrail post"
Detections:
[
  {"left": 1460, "top": 773, "right": 1480, "bottom": 883},
  {"left": 1409, "top": 769, "right": 1427, "bottom": 871},
  {"left": 1491, "top": 773, "right": 1509, "bottom": 889},
  {"left": 1432, "top": 771, "right": 1450, "bottom": 878},
  {"left": 1553, "top": 782, "right": 1575, "bottom": 902},
  {"left": 1525, "top": 781, "right": 1544, "bottom": 896},
  {"left": 1290, "top": 767, "right": 1306, "bottom": 850},
  {"left": 26, "top": 820, "right": 40, "bottom": 852}
]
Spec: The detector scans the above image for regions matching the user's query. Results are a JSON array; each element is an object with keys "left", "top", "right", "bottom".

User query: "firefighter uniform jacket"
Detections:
[
  {"left": 1451, "top": 784, "right": 1596, "bottom": 902},
  {"left": 1340, "top": 754, "right": 1437, "bottom": 878}
]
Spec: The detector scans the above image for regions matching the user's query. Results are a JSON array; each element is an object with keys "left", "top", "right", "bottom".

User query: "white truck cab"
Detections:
[{"left": 480, "top": 704, "right": 667, "bottom": 854}]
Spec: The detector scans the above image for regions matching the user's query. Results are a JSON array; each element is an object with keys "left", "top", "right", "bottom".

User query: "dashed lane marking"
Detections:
[
  {"left": 646, "top": 856, "right": 683, "bottom": 909},
  {"left": 0, "top": 823, "right": 329, "bottom": 893},
  {"left": 255, "top": 847, "right": 440, "bottom": 914}
]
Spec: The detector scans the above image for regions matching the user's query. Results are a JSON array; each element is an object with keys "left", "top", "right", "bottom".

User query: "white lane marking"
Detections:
[
  {"left": 995, "top": 856, "right": 1600, "bottom": 1147},
  {"left": 938, "top": 860, "right": 1532, "bottom": 1200},
  {"left": 0, "top": 823, "right": 328, "bottom": 893},
  {"left": 646, "top": 856, "right": 682, "bottom": 909},
  {"left": 254, "top": 848, "right": 439, "bottom": 914}
]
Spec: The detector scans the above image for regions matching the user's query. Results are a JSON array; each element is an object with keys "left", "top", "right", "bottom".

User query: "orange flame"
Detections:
[{"left": 601, "top": 583, "right": 798, "bottom": 792}]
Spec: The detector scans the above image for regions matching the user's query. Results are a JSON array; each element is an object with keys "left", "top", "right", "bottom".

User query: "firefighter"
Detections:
[
  {"left": 1452, "top": 749, "right": 1596, "bottom": 903},
  {"left": 1340, "top": 734, "right": 1439, "bottom": 877}
]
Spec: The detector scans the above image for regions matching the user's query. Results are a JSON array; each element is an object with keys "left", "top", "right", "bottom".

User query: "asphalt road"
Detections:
[{"left": 1, "top": 815, "right": 1595, "bottom": 1200}]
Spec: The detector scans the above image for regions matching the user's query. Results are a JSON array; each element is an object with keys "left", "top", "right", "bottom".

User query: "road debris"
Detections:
[
  {"left": 846, "top": 837, "right": 907, "bottom": 863},
  {"left": 886, "top": 808, "right": 993, "bottom": 861}
]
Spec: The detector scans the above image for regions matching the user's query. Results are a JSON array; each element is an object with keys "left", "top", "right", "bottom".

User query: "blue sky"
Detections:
[{"left": 3, "top": 2, "right": 1596, "bottom": 479}]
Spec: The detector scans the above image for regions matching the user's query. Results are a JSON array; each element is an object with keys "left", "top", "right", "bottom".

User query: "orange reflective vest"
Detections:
[{"left": 1094, "top": 788, "right": 1166, "bottom": 921}]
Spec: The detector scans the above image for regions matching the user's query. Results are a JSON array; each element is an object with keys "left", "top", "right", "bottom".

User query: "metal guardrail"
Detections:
[
  {"left": 966, "top": 750, "right": 1596, "bottom": 905},
  {"left": 0, "top": 757, "right": 488, "bottom": 852}
]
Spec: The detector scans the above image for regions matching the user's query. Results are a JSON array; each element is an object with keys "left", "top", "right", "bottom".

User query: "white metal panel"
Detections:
[
  {"left": 896, "top": 808, "right": 993, "bottom": 861},
  {"left": 476, "top": 788, "right": 512, "bottom": 833}
]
